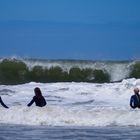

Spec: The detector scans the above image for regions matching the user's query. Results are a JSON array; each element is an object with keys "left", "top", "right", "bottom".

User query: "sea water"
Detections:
[
  {"left": 1, "top": 78, "right": 140, "bottom": 139},
  {"left": 1, "top": 125, "right": 140, "bottom": 140}
]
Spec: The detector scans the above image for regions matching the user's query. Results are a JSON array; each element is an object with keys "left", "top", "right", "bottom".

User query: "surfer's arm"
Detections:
[
  {"left": 0, "top": 97, "right": 9, "bottom": 109},
  {"left": 27, "top": 98, "right": 35, "bottom": 107},
  {"left": 130, "top": 97, "right": 136, "bottom": 109}
]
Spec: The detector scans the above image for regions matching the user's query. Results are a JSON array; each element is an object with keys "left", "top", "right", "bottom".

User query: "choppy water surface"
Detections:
[{"left": 1, "top": 125, "right": 140, "bottom": 140}]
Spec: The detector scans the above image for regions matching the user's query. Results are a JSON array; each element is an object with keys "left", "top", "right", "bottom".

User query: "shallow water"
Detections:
[
  {"left": 1, "top": 79, "right": 140, "bottom": 126},
  {"left": 0, "top": 124, "right": 140, "bottom": 140}
]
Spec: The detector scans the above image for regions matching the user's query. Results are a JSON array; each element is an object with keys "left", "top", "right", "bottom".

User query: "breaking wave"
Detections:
[{"left": 0, "top": 57, "right": 139, "bottom": 84}]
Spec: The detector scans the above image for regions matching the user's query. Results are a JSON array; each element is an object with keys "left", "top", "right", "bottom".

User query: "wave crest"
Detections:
[{"left": 0, "top": 58, "right": 139, "bottom": 84}]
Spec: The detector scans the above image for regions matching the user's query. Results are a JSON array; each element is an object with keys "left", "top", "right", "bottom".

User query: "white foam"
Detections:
[
  {"left": 0, "top": 78, "right": 140, "bottom": 126},
  {"left": 0, "top": 106, "right": 140, "bottom": 126}
]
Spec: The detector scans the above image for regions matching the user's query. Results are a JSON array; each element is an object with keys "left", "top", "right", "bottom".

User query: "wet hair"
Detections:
[
  {"left": 134, "top": 88, "right": 139, "bottom": 94},
  {"left": 34, "top": 87, "right": 42, "bottom": 97}
]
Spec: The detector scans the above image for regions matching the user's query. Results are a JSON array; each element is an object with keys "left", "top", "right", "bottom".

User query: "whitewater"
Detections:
[{"left": 1, "top": 78, "right": 140, "bottom": 127}]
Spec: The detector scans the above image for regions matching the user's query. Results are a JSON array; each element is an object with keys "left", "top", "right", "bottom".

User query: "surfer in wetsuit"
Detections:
[
  {"left": 0, "top": 96, "right": 9, "bottom": 108},
  {"left": 130, "top": 88, "right": 140, "bottom": 109},
  {"left": 27, "top": 87, "right": 46, "bottom": 107}
]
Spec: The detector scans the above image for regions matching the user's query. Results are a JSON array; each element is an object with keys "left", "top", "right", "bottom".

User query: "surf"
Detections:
[
  {"left": 0, "top": 57, "right": 139, "bottom": 84},
  {"left": 0, "top": 78, "right": 140, "bottom": 126},
  {"left": 1, "top": 106, "right": 140, "bottom": 126}
]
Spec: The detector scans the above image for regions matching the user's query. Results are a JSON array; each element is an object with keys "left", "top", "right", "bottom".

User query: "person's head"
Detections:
[
  {"left": 134, "top": 87, "right": 139, "bottom": 94},
  {"left": 34, "top": 87, "right": 42, "bottom": 97}
]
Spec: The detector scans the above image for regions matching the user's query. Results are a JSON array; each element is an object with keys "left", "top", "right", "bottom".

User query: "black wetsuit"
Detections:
[
  {"left": 0, "top": 96, "right": 9, "bottom": 108},
  {"left": 27, "top": 96, "right": 46, "bottom": 107},
  {"left": 130, "top": 93, "right": 140, "bottom": 109}
]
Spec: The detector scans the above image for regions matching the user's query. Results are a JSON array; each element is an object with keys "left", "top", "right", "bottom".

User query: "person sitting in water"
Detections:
[
  {"left": 27, "top": 87, "right": 46, "bottom": 107},
  {"left": 130, "top": 87, "right": 140, "bottom": 109},
  {"left": 0, "top": 96, "right": 9, "bottom": 108}
]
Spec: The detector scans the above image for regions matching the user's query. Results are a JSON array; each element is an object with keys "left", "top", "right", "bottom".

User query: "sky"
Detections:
[{"left": 0, "top": 0, "right": 140, "bottom": 60}]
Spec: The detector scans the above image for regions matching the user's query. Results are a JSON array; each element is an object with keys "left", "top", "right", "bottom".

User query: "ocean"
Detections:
[
  {"left": 1, "top": 58, "right": 140, "bottom": 139},
  {"left": 1, "top": 125, "right": 140, "bottom": 140}
]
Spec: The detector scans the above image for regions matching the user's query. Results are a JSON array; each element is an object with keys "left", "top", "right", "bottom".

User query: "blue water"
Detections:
[{"left": 1, "top": 124, "right": 140, "bottom": 140}]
